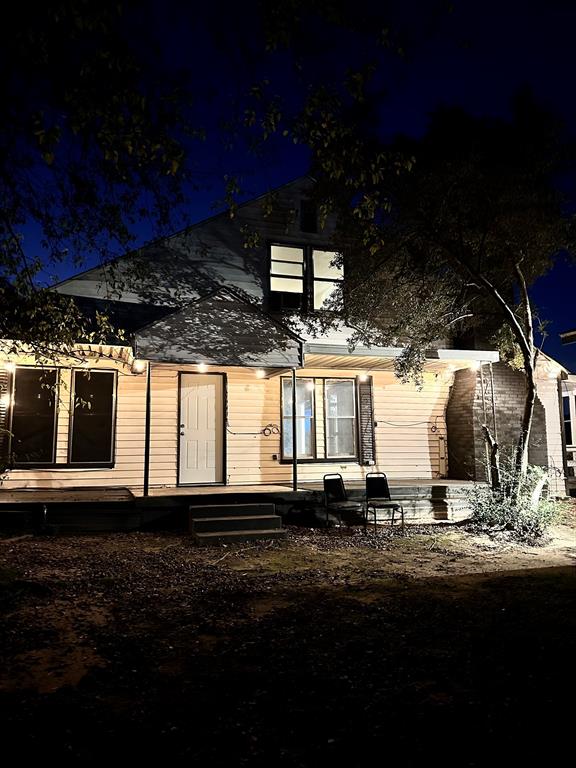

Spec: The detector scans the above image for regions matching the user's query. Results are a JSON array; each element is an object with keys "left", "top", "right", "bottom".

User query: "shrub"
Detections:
[{"left": 467, "top": 461, "right": 560, "bottom": 541}]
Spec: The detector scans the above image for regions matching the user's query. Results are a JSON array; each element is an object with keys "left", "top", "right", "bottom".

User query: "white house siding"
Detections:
[
  {"left": 1, "top": 359, "right": 147, "bottom": 490},
  {"left": 1, "top": 362, "right": 451, "bottom": 491},
  {"left": 535, "top": 374, "right": 566, "bottom": 496}
]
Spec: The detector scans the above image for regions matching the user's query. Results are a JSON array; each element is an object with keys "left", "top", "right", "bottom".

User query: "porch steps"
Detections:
[{"left": 188, "top": 503, "right": 286, "bottom": 544}]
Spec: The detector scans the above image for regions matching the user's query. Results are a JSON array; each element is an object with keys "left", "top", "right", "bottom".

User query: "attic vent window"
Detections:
[{"left": 300, "top": 200, "right": 318, "bottom": 233}]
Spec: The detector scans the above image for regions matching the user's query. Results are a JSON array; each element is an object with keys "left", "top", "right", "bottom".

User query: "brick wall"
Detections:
[{"left": 446, "top": 362, "right": 548, "bottom": 480}]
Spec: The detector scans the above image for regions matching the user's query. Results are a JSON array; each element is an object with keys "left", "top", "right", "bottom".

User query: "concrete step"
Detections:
[
  {"left": 191, "top": 515, "right": 282, "bottom": 533},
  {"left": 188, "top": 502, "right": 276, "bottom": 519},
  {"left": 193, "top": 528, "right": 287, "bottom": 545}
]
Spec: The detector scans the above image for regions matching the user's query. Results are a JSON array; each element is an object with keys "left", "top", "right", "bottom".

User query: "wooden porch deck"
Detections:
[{"left": 0, "top": 479, "right": 476, "bottom": 505}]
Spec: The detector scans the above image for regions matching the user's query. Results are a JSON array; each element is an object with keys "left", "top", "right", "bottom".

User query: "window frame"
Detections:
[
  {"left": 311, "top": 248, "right": 344, "bottom": 312},
  {"left": 9, "top": 365, "right": 59, "bottom": 467},
  {"left": 280, "top": 375, "right": 358, "bottom": 463},
  {"left": 280, "top": 376, "right": 317, "bottom": 461},
  {"left": 323, "top": 377, "right": 357, "bottom": 459},
  {"left": 267, "top": 241, "right": 344, "bottom": 314},
  {"left": 68, "top": 368, "right": 118, "bottom": 467},
  {"left": 562, "top": 392, "right": 576, "bottom": 448}
]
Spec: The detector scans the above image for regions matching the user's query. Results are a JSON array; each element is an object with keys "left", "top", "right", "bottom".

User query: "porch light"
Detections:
[
  {"left": 469, "top": 361, "right": 481, "bottom": 372},
  {"left": 255, "top": 369, "right": 266, "bottom": 379},
  {"left": 305, "top": 381, "right": 315, "bottom": 391},
  {"left": 197, "top": 363, "right": 208, "bottom": 373},
  {"left": 3, "top": 362, "right": 16, "bottom": 374},
  {"left": 358, "top": 373, "right": 369, "bottom": 382},
  {"left": 131, "top": 359, "right": 147, "bottom": 374}
]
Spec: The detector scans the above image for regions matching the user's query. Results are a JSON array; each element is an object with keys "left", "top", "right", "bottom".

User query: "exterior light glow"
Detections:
[
  {"left": 255, "top": 369, "right": 266, "bottom": 379},
  {"left": 131, "top": 359, "right": 147, "bottom": 374},
  {"left": 0, "top": 393, "right": 12, "bottom": 407},
  {"left": 469, "top": 361, "right": 481, "bottom": 372},
  {"left": 4, "top": 362, "right": 16, "bottom": 374},
  {"left": 197, "top": 363, "right": 208, "bottom": 373},
  {"left": 306, "top": 381, "right": 315, "bottom": 391},
  {"left": 358, "top": 373, "right": 369, "bottom": 382}
]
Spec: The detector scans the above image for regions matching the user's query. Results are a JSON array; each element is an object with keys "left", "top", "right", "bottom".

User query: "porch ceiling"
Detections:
[{"left": 304, "top": 346, "right": 499, "bottom": 373}]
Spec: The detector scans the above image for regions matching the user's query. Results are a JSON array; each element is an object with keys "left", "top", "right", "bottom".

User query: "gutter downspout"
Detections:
[
  {"left": 143, "top": 361, "right": 152, "bottom": 497},
  {"left": 292, "top": 367, "right": 298, "bottom": 492}
]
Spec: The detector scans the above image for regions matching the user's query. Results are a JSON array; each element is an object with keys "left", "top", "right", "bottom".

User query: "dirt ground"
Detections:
[{"left": 1, "top": 510, "right": 575, "bottom": 766}]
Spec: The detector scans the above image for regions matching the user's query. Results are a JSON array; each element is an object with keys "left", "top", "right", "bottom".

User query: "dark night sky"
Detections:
[{"left": 46, "top": 0, "right": 576, "bottom": 369}]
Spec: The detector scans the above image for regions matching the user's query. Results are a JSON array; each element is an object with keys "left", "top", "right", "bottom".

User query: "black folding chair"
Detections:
[
  {"left": 323, "top": 473, "right": 365, "bottom": 528},
  {"left": 365, "top": 472, "right": 405, "bottom": 533}
]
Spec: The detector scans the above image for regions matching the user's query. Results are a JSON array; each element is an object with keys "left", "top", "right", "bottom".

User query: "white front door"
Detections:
[{"left": 179, "top": 374, "right": 224, "bottom": 485}]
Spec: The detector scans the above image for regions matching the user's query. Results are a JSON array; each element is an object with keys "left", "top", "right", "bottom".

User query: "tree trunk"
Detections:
[{"left": 514, "top": 359, "right": 537, "bottom": 493}]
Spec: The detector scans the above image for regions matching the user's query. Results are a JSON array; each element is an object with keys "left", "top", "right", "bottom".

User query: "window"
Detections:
[
  {"left": 312, "top": 249, "right": 344, "bottom": 311},
  {"left": 281, "top": 378, "right": 315, "bottom": 459},
  {"left": 269, "top": 245, "right": 305, "bottom": 310},
  {"left": 69, "top": 370, "right": 117, "bottom": 464},
  {"left": 10, "top": 367, "right": 58, "bottom": 465},
  {"left": 281, "top": 377, "right": 360, "bottom": 461},
  {"left": 325, "top": 379, "right": 356, "bottom": 458},
  {"left": 300, "top": 199, "right": 318, "bottom": 233},
  {"left": 269, "top": 243, "right": 344, "bottom": 313},
  {"left": 563, "top": 393, "right": 576, "bottom": 447}
]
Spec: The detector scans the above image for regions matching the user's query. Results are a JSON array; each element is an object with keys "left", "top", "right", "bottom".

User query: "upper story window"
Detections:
[
  {"left": 312, "top": 249, "right": 344, "bottom": 310},
  {"left": 268, "top": 243, "right": 343, "bottom": 313},
  {"left": 269, "top": 245, "right": 305, "bottom": 310}
]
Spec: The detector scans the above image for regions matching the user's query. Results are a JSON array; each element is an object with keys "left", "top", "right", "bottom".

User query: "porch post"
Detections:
[
  {"left": 292, "top": 367, "right": 298, "bottom": 491},
  {"left": 143, "top": 361, "right": 152, "bottom": 497},
  {"left": 489, "top": 362, "right": 498, "bottom": 441}
]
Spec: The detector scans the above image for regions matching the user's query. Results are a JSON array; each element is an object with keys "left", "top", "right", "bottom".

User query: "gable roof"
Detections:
[
  {"left": 134, "top": 288, "right": 302, "bottom": 368},
  {"left": 71, "top": 296, "right": 177, "bottom": 342}
]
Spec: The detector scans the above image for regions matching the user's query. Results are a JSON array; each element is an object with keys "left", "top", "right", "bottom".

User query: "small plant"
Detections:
[{"left": 468, "top": 457, "right": 560, "bottom": 541}]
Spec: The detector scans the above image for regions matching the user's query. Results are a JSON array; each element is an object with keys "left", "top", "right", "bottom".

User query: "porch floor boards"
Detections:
[{"left": 0, "top": 479, "right": 476, "bottom": 505}]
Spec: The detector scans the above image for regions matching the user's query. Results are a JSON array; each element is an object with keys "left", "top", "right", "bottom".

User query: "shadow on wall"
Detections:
[{"left": 446, "top": 363, "right": 548, "bottom": 481}]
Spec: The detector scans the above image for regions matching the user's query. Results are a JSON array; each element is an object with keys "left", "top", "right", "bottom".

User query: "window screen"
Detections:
[
  {"left": 70, "top": 370, "right": 116, "bottom": 464},
  {"left": 11, "top": 368, "right": 57, "bottom": 464},
  {"left": 281, "top": 378, "right": 315, "bottom": 459},
  {"left": 325, "top": 379, "right": 356, "bottom": 458}
]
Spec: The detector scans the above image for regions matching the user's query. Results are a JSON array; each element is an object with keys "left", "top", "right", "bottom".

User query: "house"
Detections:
[
  {"left": 0, "top": 177, "right": 569, "bottom": 522},
  {"left": 559, "top": 328, "right": 576, "bottom": 495}
]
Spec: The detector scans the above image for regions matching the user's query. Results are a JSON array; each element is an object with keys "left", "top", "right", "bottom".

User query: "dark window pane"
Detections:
[
  {"left": 300, "top": 200, "right": 318, "bottom": 233},
  {"left": 11, "top": 368, "right": 57, "bottom": 464},
  {"left": 71, "top": 371, "right": 116, "bottom": 463}
]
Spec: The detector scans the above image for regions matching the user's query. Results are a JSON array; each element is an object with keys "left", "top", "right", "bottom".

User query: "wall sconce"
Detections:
[
  {"left": 197, "top": 363, "right": 208, "bottom": 373},
  {"left": 358, "top": 373, "right": 369, "bottom": 382},
  {"left": 131, "top": 359, "right": 147, "bottom": 374},
  {"left": 469, "top": 361, "right": 481, "bottom": 372},
  {"left": 255, "top": 369, "right": 266, "bottom": 379}
]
